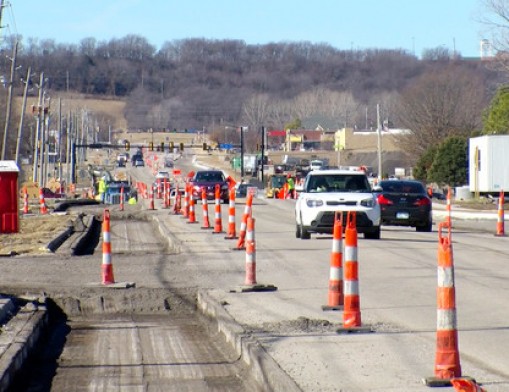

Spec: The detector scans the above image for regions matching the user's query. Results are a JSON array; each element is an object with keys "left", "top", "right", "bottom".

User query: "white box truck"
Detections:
[{"left": 469, "top": 135, "right": 509, "bottom": 194}]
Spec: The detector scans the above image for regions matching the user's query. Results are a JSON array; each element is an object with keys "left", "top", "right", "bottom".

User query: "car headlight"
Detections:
[
  {"left": 360, "top": 197, "right": 375, "bottom": 208},
  {"left": 306, "top": 198, "right": 324, "bottom": 207}
]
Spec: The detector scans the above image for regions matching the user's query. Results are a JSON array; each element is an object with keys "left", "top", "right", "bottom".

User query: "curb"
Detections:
[
  {"left": 197, "top": 290, "right": 302, "bottom": 392},
  {"left": 0, "top": 300, "right": 48, "bottom": 392}
]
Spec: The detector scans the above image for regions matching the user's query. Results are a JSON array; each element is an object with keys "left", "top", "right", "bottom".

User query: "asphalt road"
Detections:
[{"left": 2, "top": 150, "right": 508, "bottom": 391}]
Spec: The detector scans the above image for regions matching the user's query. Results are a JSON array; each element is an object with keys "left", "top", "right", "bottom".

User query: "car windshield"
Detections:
[
  {"left": 306, "top": 174, "right": 371, "bottom": 193},
  {"left": 380, "top": 181, "right": 425, "bottom": 194},
  {"left": 194, "top": 171, "right": 225, "bottom": 182}
]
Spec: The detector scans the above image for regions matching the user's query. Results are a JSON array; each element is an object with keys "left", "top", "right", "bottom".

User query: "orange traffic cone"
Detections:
[
  {"left": 101, "top": 209, "right": 115, "bottom": 285},
  {"left": 173, "top": 184, "right": 182, "bottom": 215},
  {"left": 343, "top": 211, "right": 361, "bottom": 328},
  {"left": 495, "top": 190, "right": 505, "bottom": 236},
  {"left": 225, "top": 187, "right": 237, "bottom": 239},
  {"left": 451, "top": 378, "right": 486, "bottom": 392},
  {"left": 234, "top": 191, "right": 253, "bottom": 250},
  {"left": 149, "top": 184, "right": 156, "bottom": 210},
  {"left": 434, "top": 220, "right": 461, "bottom": 379},
  {"left": 201, "top": 187, "right": 211, "bottom": 229},
  {"left": 23, "top": 187, "right": 30, "bottom": 214},
  {"left": 119, "top": 186, "right": 124, "bottom": 211},
  {"left": 322, "top": 212, "right": 343, "bottom": 311},
  {"left": 187, "top": 193, "right": 197, "bottom": 224},
  {"left": 245, "top": 216, "right": 257, "bottom": 286},
  {"left": 212, "top": 184, "right": 224, "bottom": 234},
  {"left": 182, "top": 183, "right": 189, "bottom": 218},
  {"left": 39, "top": 187, "right": 48, "bottom": 215}
]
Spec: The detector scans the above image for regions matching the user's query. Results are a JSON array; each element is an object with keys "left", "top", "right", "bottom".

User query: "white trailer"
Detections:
[{"left": 469, "top": 135, "right": 509, "bottom": 194}]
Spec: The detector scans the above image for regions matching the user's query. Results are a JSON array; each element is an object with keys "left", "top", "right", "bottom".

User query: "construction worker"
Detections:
[
  {"left": 286, "top": 174, "right": 295, "bottom": 199},
  {"left": 128, "top": 195, "right": 137, "bottom": 205},
  {"left": 98, "top": 177, "right": 107, "bottom": 203}
]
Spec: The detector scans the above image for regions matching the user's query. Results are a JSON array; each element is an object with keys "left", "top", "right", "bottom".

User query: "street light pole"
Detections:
[{"left": 240, "top": 126, "right": 244, "bottom": 179}]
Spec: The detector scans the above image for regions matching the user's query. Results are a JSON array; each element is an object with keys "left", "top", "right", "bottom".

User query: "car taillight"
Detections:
[
  {"left": 377, "top": 194, "right": 393, "bottom": 205},
  {"left": 413, "top": 197, "right": 431, "bottom": 207}
]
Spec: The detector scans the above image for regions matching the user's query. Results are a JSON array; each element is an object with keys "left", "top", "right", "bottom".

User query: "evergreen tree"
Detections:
[
  {"left": 413, "top": 145, "right": 438, "bottom": 182},
  {"left": 483, "top": 85, "right": 509, "bottom": 135},
  {"left": 428, "top": 136, "right": 468, "bottom": 187}
]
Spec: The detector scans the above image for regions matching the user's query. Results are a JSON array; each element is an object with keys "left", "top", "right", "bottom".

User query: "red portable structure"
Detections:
[{"left": 0, "top": 161, "right": 20, "bottom": 233}]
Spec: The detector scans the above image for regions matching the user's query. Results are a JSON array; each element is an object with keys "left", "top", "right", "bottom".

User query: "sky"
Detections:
[{"left": 3, "top": 0, "right": 490, "bottom": 58}]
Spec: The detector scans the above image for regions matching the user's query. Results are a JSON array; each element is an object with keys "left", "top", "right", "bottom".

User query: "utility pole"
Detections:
[
  {"left": 32, "top": 72, "right": 45, "bottom": 184},
  {"left": 1, "top": 41, "right": 18, "bottom": 160},
  {"left": 15, "top": 66, "right": 31, "bottom": 166},
  {"left": 261, "top": 126, "right": 265, "bottom": 186}
]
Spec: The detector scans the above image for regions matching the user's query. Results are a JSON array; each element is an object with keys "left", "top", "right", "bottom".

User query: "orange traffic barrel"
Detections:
[
  {"left": 495, "top": 190, "right": 505, "bottom": 236},
  {"left": 343, "top": 211, "right": 361, "bottom": 328},
  {"left": 201, "top": 187, "right": 211, "bottom": 229},
  {"left": 225, "top": 187, "right": 237, "bottom": 239},
  {"left": 212, "top": 184, "right": 224, "bottom": 234},
  {"left": 322, "top": 212, "right": 343, "bottom": 311},
  {"left": 101, "top": 209, "right": 115, "bottom": 285}
]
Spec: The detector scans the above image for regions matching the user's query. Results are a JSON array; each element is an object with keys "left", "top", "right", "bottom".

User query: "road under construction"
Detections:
[{"left": 0, "top": 150, "right": 508, "bottom": 391}]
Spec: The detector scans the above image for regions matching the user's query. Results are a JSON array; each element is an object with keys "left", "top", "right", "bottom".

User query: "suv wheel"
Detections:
[
  {"left": 364, "top": 226, "right": 381, "bottom": 240},
  {"left": 295, "top": 223, "right": 301, "bottom": 238},
  {"left": 300, "top": 225, "right": 311, "bottom": 240}
]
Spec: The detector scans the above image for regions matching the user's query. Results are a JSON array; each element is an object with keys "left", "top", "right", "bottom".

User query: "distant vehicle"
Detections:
[
  {"left": 134, "top": 159, "right": 145, "bottom": 167},
  {"left": 104, "top": 181, "right": 131, "bottom": 205},
  {"left": 164, "top": 158, "right": 174, "bottom": 168},
  {"left": 189, "top": 170, "right": 230, "bottom": 203},
  {"left": 266, "top": 174, "right": 287, "bottom": 198},
  {"left": 376, "top": 179, "right": 432, "bottom": 232},
  {"left": 155, "top": 170, "right": 171, "bottom": 179},
  {"left": 235, "top": 183, "right": 249, "bottom": 198},
  {"left": 309, "top": 159, "right": 324, "bottom": 171},
  {"left": 116, "top": 153, "right": 129, "bottom": 167},
  {"left": 131, "top": 153, "right": 143, "bottom": 165}
]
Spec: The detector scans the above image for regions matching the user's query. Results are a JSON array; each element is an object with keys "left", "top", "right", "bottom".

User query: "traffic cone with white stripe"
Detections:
[
  {"left": 233, "top": 216, "right": 277, "bottom": 293},
  {"left": 201, "top": 188, "right": 211, "bottom": 229},
  {"left": 101, "top": 209, "right": 115, "bottom": 285},
  {"left": 119, "top": 186, "right": 124, "bottom": 211},
  {"left": 173, "top": 184, "right": 182, "bottom": 215},
  {"left": 342, "top": 211, "right": 361, "bottom": 327},
  {"left": 39, "top": 187, "right": 48, "bottom": 215},
  {"left": 234, "top": 191, "right": 253, "bottom": 250},
  {"left": 225, "top": 187, "right": 237, "bottom": 239},
  {"left": 182, "top": 182, "right": 190, "bottom": 218},
  {"left": 322, "top": 212, "right": 343, "bottom": 311},
  {"left": 495, "top": 189, "right": 505, "bottom": 236},
  {"left": 23, "top": 187, "right": 30, "bottom": 214},
  {"left": 187, "top": 193, "right": 197, "bottom": 224},
  {"left": 212, "top": 184, "right": 224, "bottom": 234},
  {"left": 149, "top": 184, "right": 156, "bottom": 210}
]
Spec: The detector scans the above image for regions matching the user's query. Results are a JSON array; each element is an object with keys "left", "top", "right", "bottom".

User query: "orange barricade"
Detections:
[
  {"left": 343, "top": 211, "right": 361, "bottom": 328},
  {"left": 101, "top": 209, "right": 115, "bottom": 285},
  {"left": 322, "top": 212, "right": 343, "bottom": 311},
  {"left": 225, "top": 187, "right": 237, "bottom": 239},
  {"left": 451, "top": 378, "right": 486, "bottom": 392},
  {"left": 495, "top": 189, "right": 505, "bottom": 236}
]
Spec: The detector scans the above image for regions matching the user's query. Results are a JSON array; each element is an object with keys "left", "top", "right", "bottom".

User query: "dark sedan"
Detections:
[
  {"left": 376, "top": 180, "right": 432, "bottom": 232},
  {"left": 189, "top": 170, "right": 230, "bottom": 204}
]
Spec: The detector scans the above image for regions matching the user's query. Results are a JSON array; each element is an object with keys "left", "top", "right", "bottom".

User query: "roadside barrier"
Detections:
[
  {"left": 212, "top": 184, "right": 224, "bottom": 234},
  {"left": 234, "top": 192, "right": 254, "bottom": 250},
  {"left": 23, "top": 187, "right": 29, "bottom": 214},
  {"left": 495, "top": 189, "right": 505, "bottom": 236},
  {"left": 322, "top": 212, "right": 343, "bottom": 311},
  {"left": 424, "top": 220, "right": 469, "bottom": 387},
  {"left": 39, "top": 188, "right": 48, "bottom": 215},
  {"left": 342, "top": 211, "right": 361, "bottom": 328},
  {"left": 225, "top": 187, "right": 237, "bottom": 239},
  {"left": 451, "top": 378, "right": 486, "bottom": 392},
  {"left": 201, "top": 188, "right": 211, "bottom": 229},
  {"left": 119, "top": 186, "right": 124, "bottom": 211},
  {"left": 101, "top": 209, "right": 115, "bottom": 285}
]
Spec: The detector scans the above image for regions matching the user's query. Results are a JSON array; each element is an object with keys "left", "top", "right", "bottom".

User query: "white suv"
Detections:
[{"left": 295, "top": 169, "right": 381, "bottom": 239}]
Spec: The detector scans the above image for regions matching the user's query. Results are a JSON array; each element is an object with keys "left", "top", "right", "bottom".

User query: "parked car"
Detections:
[
  {"left": 295, "top": 170, "right": 381, "bottom": 239},
  {"left": 134, "top": 158, "right": 145, "bottom": 167},
  {"left": 189, "top": 170, "right": 230, "bottom": 203},
  {"left": 376, "top": 179, "right": 432, "bottom": 232}
]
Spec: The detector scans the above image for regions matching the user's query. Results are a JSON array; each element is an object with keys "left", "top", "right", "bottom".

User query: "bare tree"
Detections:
[{"left": 394, "top": 65, "right": 486, "bottom": 157}]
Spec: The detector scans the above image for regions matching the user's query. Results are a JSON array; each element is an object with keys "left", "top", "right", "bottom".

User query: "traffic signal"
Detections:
[
  {"left": 125, "top": 141, "right": 130, "bottom": 151},
  {"left": 160, "top": 142, "right": 165, "bottom": 152},
  {"left": 202, "top": 142, "right": 207, "bottom": 151},
  {"left": 179, "top": 142, "right": 184, "bottom": 151},
  {"left": 149, "top": 141, "right": 154, "bottom": 151},
  {"left": 169, "top": 141, "right": 174, "bottom": 150}
]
